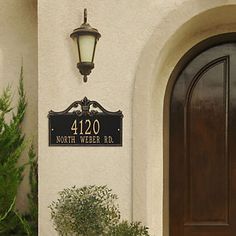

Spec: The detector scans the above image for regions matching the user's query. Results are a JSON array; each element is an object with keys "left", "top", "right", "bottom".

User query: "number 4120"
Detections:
[{"left": 71, "top": 119, "right": 100, "bottom": 135}]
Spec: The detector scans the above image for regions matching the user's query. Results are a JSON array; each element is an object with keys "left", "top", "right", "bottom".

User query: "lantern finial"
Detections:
[{"left": 84, "top": 9, "right": 87, "bottom": 24}]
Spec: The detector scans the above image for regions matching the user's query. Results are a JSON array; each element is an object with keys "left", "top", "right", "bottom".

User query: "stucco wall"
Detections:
[
  {"left": 38, "top": 0, "right": 236, "bottom": 235},
  {"left": 0, "top": 0, "right": 37, "bottom": 211}
]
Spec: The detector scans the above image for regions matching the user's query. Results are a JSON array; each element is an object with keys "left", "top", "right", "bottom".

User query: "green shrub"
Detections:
[
  {"left": 50, "top": 185, "right": 151, "bottom": 236},
  {"left": 107, "top": 220, "right": 150, "bottom": 236},
  {"left": 26, "top": 144, "right": 38, "bottom": 235},
  {"left": 49, "top": 185, "right": 120, "bottom": 236},
  {"left": 0, "top": 67, "right": 38, "bottom": 235}
]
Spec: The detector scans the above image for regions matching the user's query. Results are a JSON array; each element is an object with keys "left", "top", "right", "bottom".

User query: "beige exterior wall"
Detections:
[
  {"left": 38, "top": 0, "right": 236, "bottom": 235},
  {"left": 0, "top": 0, "right": 37, "bottom": 211}
]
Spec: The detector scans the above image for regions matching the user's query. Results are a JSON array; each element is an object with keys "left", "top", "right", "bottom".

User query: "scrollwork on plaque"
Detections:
[{"left": 48, "top": 97, "right": 123, "bottom": 117}]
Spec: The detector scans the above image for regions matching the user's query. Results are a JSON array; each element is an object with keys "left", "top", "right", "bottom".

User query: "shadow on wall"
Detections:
[{"left": 0, "top": 0, "right": 37, "bottom": 212}]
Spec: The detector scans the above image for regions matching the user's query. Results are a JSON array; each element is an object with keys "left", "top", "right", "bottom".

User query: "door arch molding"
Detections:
[{"left": 132, "top": 2, "right": 236, "bottom": 235}]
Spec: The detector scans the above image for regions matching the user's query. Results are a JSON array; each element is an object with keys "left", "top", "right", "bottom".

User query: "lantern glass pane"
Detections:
[
  {"left": 78, "top": 35, "right": 96, "bottom": 62},
  {"left": 71, "top": 37, "right": 80, "bottom": 62}
]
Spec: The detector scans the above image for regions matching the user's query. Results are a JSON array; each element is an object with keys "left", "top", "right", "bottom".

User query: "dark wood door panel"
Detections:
[
  {"left": 170, "top": 43, "right": 236, "bottom": 236},
  {"left": 185, "top": 57, "right": 229, "bottom": 225}
]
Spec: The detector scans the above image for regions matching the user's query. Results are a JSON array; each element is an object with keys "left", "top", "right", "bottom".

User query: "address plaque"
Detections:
[{"left": 48, "top": 97, "right": 123, "bottom": 146}]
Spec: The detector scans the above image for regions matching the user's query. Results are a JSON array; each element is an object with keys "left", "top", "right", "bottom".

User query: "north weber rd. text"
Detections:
[{"left": 56, "top": 135, "right": 114, "bottom": 144}]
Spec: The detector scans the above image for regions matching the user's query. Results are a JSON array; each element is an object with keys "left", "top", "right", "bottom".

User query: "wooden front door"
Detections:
[{"left": 170, "top": 41, "right": 236, "bottom": 236}]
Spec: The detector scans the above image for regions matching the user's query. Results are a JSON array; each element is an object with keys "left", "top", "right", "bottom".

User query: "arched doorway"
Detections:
[
  {"left": 133, "top": 3, "right": 236, "bottom": 235},
  {"left": 169, "top": 33, "right": 236, "bottom": 236}
]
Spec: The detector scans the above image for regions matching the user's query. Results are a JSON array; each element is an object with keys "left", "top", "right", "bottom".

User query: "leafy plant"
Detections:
[
  {"left": 0, "top": 67, "right": 38, "bottom": 235},
  {"left": 50, "top": 185, "right": 150, "bottom": 236},
  {"left": 107, "top": 220, "right": 150, "bottom": 236},
  {"left": 49, "top": 185, "right": 121, "bottom": 236}
]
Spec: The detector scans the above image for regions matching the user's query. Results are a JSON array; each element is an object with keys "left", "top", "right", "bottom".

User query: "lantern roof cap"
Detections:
[{"left": 70, "top": 9, "right": 101, "bottom": 39}]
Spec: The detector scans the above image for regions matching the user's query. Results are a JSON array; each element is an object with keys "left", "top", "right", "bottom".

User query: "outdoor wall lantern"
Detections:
[{"left": 70, "top": 9, "right": 101, "bottom": 82}]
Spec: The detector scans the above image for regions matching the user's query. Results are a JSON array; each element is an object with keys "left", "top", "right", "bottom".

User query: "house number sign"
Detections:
[{"left": 48, "top": 97, "right": 123, "bottom": 146}]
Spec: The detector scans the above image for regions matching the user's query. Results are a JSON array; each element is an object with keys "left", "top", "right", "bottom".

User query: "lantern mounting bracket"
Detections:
[{"left": 84, "top": 8, "right": 87, "bottom": 24}]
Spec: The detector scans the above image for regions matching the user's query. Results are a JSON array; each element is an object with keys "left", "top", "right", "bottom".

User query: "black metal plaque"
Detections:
[{"left": 48, "top": 97, "right": 123, "bottom": 146}]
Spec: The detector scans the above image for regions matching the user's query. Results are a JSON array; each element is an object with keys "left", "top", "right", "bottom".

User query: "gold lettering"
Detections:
[
  {"left": 85, "top": 120, "right": 92, "bottom": 134},
  {"left": 104, "top": 136, "right": 114, "bottom": 144},
  {"left": 56, "top": 136, "right": 61, "bottom": 143},
  {"left": 64, "top": 136, "right": 68, "bottom": 143},
  {"left": 109, "top": 136, "right": 114, "bottom": 143},
  {"left": 71, "top": 120, "right": 78, "bottom": 135},
  {"left": 104, "top": 136, "right": 108, "bottom": 143},
  {"left": 80, "top": 136, "right": 100, "bottom": 144},
  {"left": 93, "top": 136, "right": 96, "bottom": 143},
  {"left": 56, "top": 136, "right": 76, "bottom": 144},
  {"left": 93, "top": 119, "right": 100, "bottom": 134},
  {"left": 80, "top": 136, "right": 86, "bottom": 143},
  {"left": 70, "top": 136, "right": 76, "bottom": 143}
]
